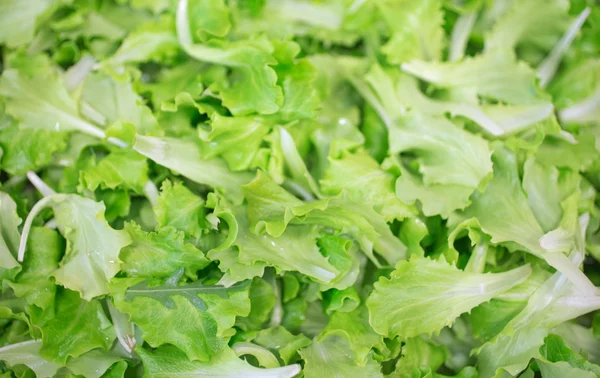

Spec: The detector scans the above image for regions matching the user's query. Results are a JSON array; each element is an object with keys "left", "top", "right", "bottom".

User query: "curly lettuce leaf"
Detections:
[
  {"left": 251, "top": 326, "right": 312, "bottom": 364},
  {"left": 154, "top": 180, "right": 208, "bottom": 240},
  {"left": 484, "top": 0, "right": 571, "bottom": 54},
  {"left": 0, "top": 0, "right": 56, "bottom": 48},
  {"left": 133, "top": 135, "right": 253, "bottom": 203},
  {"left": 103, "top": 17, "right": 179, "bottom": 66},
  {"left": 0, "top": 122, "right": 67, "bottom": 176},
  {"left": 8, "top": 227, "right": 63, "bottom": 314},
  {"left": 19, "top": 194, "right": 131, "bottom": 300},
  {"left": 218, "top": 207, "right": 342, "bottom": 284},
  {"left": 367, "top": 258, "right": 531, "bottom": 338},
  {"left": 177, "top": 0, "right": 283, "bottom": 115},
  {"left": 391, "top": 337, "right": 449, "bottom": 378},
  {"left": 320, "top": 150, "right": 414, "bottom": 222},
  {"left": 138, "top": 344, "right": 300, "bottom": 377},
  {"left": 377, "top": 0, "right": 445, "bottom": 64},
  {"left": 199, "top": 114, "right": 272, "bottom": 171},
  {"left": 79, "top": 149, "right": 149, "bottom": 194},
  {"left": 80, "top": 71, "right": 160, "bottom": 135},
  {"left": 300, "top": 335, "right": 383, "bottom": 378},
  {"left": 390, "top": 111, "right": 493, "bottom": 217},
  {"left": 318, "top": 306, "right": 393, "bottom": 365},
  {"left": 0, "top": 340, "right": 122, "bottom": 378},
  {"left": 0, "top": 54, "right": 106, "bottom": 139},
  {"left": 120, "top": 222, "right": 210, "bottom": 279},
  {"left": 29, "top": 289, "right": 115, "bottom": 365},
  {"left": 537, "top": 334, "right": 600, "bottom": 378},
  {"left": 402, "top": 49, "right": 548, "bottom": 105},
  {"left": 243, "top": 171, "right": 407, "bottom": 265}
]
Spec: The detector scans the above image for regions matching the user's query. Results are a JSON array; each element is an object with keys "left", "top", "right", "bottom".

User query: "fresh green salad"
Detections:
[{"left": 0, "top": 0, "right": 600, "bottom": 377}]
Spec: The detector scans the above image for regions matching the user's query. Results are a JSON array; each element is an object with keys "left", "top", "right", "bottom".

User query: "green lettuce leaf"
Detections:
[
  {"left": 320, "top": 150, "right": 414, "bottom": 222},
  {"left": 451, "top": 145, "right": 597, "bottom": 295},
  {"left": 318, "top": 306, "right": 393, "bottom": 364},
  {"left": 120, "top": 222, "right": 210, "bottom": 279},
  {"left": 8, "top": 227, "right": 63, "bottom": 314},
  {"left": 402, "top": 49, "right": 548, "bottom": 105},
  {"left": 0, "top": 53, "right": 107, "bottom": 140},
  {"left": 154, "top": 180, "right": 207, "bottom": 240},
  {"left": 0, "top": 122, "right": 67, "bottom": 176},
  {"left": 367, "top": 258, "right": 531, "bottom": 338},
  {"left": 235, "top": 277, "right": 275, "bottom": 331},
  {"left": 300, "top": 335, "right": 383, "bottom": 378},
  {"left": 103, "top": 17, "right": 179, "bottom": 66},
  {"left": 188, "top": 0, "right": 231, "bottom": 39},
  {"left": 211, "top": 203, "right": 342, "bottom": 284},
  {"left": 0, "top": 0, "right": 56, "bottom": 48},
  {"left": 390, "top": 112, "right": 493, "bottom": 217},
  {"left": 243, "top": 171, "right": 407, "bottom": 266},
  {"left": 483, "top": 0, "right": 571, "bottom": 54},
  {"left": 251, "top": 326, "right": 312, "bottom": 364},
  {"left": 19, "top": 194, "right": 130, "bottom": 300},
  {"left": 30, "top": 288, "right": 115, "bottom": 365},
  {"left": 138, "top": 344, "right": 301, "bottom": 377},
  {"left": 360, "top": 64, "right": 553, "bottom": 137},
  {"left": 115, "top": 289, "right": 226, "bottom": 362},
  {"left": 176, "top": 0, "right": 283, "bottom": 115},
  {"left": 80, "top": 71, "right": 160, "bottom": 135},
  {"left": 0, "top": 340, "right": 123, "bottom": 378},
  {"left": 0, "top": 340, "right": 60, "bottom": 378},
  {"left": 392, "top": 337, "right": 449, "bottom": 378},
  {"left": 133, "top": 135, "right": 253, "bottom": 203},
  {"left": 537, "top": 334, "right": 600, "bottom": 377},
  {"left": 80, "top": 149, "right": 149, "bottom": 194},
  {"left": 199, "top": 114, "right": 272, "bottom": 171},
  {"left": 272, "top": 40, "right": 320, "bottom": 120},
  {"left": 377, "top": 0, "right": 445, "bottom": 64}
]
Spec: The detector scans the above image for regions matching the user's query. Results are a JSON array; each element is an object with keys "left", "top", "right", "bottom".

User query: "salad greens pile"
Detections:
[{"left": 0, "top": 0, "right": 600, "bottom": 377}]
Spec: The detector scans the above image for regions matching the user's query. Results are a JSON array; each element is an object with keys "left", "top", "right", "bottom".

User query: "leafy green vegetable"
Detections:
[
  {"left": 367, "top": 258, "right": 531, "bottom": 338},
  {"left": 133, "top": 135, "right": 253, "bottom": 202},
  {"left": 0, "top": 122, "right": 67, "bottom": 176},
  {"left": 402, "top": 49, "right": 548, "bottom": 105},
  {"left": 31, "top": 288, "right": 115, "bottom": 365},
  {"left": 18, "top": 194, "right": 131, "bottom": 300},
  {"left": 251, "top": 326, "right": 312, "bottom": 364},
  {"left": 0, "top": 340, "right": 123, "bottom": 378},
  {"left": 138, "top": 344, "right": 300, "bottom": 377},
  {"left": 0, "top": 0, "right": 56, "bottom": 48},
  {"left": 113, "top": 272, "right": 250, "bottom": 362},
  {"left": 243, "top": 171, "right": 407, "bottom": 265},
  {"left": 120, "top": 222, "right": 209, "bottom": 278},
  {"left": 0, "top": 192, "right": 22, "bottom": 280},
  {"left": 0, "top": 54, "right": 107, "bottom": 140},
  {"left": 389, "top": 111, "right": 493, "bottom": 217},
  {"left": 300, "top": 335, "right": 384, "bottom": 378},
  {"left": 154, "top": 180, "right": 208, "bottom": 239},
  {"left": 380, "top": 0, "right": 445, "bottom": 64},
  {"left": 393, "top": 337, "right": 449, "bottom": 377},
  {"left": 538, "top": 334, "right": 600, "bottom": 377},
  {"left": 1, "top": 0, "right": 600, "bottom": 376},
  {"left": 80, "top": 71, "right": 160, "bottom": 135},
  {"left": 177, "top": 0, "right": 283, "bottom": 115},
  {"left": 8, "top": 227, "right": 63, "bottom": 315},
  {"left": 124, "top": 269, "right": 248, "bottom": 311},
  {"left": 80, "top": 149, "right": 149, "bottom": 194}
]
